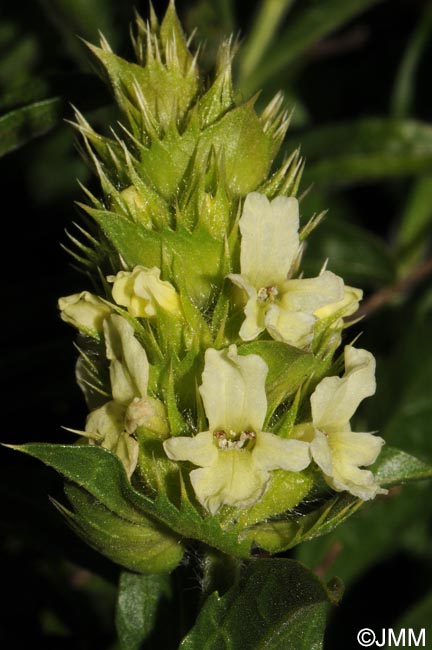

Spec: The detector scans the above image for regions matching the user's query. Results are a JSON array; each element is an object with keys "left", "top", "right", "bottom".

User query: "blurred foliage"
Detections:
[{"left": 1, "top": 0, "right": 432, "bottom": 647}]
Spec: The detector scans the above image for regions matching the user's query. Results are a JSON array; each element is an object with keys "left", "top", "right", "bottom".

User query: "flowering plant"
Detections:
[{"left": 8, "top": 4, "right": 432, "bottom": 648}]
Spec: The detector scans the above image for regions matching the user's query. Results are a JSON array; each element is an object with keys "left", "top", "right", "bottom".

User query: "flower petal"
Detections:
[
  {"left": 240, "top": 295, "right": 266, "bottom": 341},
  {"left": 190, "top": 451, "right": 268, "bottom": 514},
  {"left": 199, "top": 345, "right": 268, "bottom": 433},
  {"left": 104, "top": 314, "right": 149, "bottom": 403},
  {"left": 239, "top": 192, "right": 300, "bottom": 287},
  {"left": 227, "top": 275, "right": 265, "bottom": 341},
  {"left": 265, "top": 303, "right": 316, "bottom": 347},
  {"left": 330, "top": 430, "right": 385, "bottom": 468},
  {"left": 280, "top": 271, "right": 344, "bottom": 312},
  {"left": 58, "top": 291, "right": 112, "bottom": 334},
  {"left": 311, "top": 345, "right": 376, "bottom": 430},
  {"left": 163, "top": 431, "right": 217, "bottom": 467},
  {"left": 134, "top": 266, "right": 180, "bottom": 314},
  {"left": 310, "top": 429, "right": 333, "bottom": 476},
  {"left": 109, "top": 266, "right": 180, "bottom": 317},
  {"left": 112, "top": 433, "right": 139, "bottom": 479},
  {"left": 226, "top": 273, "right": 255, "bottom": 298},
  {"left": 108, "top": 270, "right": 147, "bottom": 317},
  {"left": 314, "top": 285, "right": 363, "bottom": 321},
  {"left": 314, "top": 427, "right": 386, "bottom": 499},
  {"left": 85, "top": 401, "right": 126, "bottom": 443},
  {"left": 254, "top": 430, "right": 311, "bottom": 472},
  {"left": 331, "top": 464, "right": 387, "bottom": 501},
  {"left": 85, "top": 401, "right": 138, "bottom": 477}
]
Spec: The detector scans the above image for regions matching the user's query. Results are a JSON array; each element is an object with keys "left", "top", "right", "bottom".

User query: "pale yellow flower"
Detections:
[
  {"left": 228, "top": 192, "right": 345, "bottom": 348},
  {"left": 314, "top": 285, "right": 362, "bottom": 324},
  {"left": 85, "top": 314, "right": 167, "bottom": 477},
  {"left": 296, "top": 345, "right": 386, "bottom": 500},
  {"left": 58, "top": 291, "right": 112, "bottom": 335},
  {"left": 85, "top": 401, "right": 139, "bottom": 479},
  {"left": 108, "top": 265, "right": 180, "bottom": 317},
  {"left": 163, "top": 345, "right": 310, "bottom": 514}
]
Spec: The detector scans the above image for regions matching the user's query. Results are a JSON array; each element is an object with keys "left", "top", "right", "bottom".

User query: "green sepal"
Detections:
[
  {"left": 244, "top": 490, "right": 363, "bottom": 555},
  {"left": 85, "top": 205, "right": 225, "bottom": 306},
  {"left": 87, "top": 32, "right": 198, "bottom": 136},
  {"left": 139, "top": 122, "right": 199, "bottom": 199},
  {"left": 136, "top": 427, "right": 175, "bottom": 494},
  {"left": 160, "top": 363, "right": 190, "bottom": 436},
  {"left": 159, "top": 0, "right": 194, "bottom": 72},
  {"left": 196, "top": 40, "right": 235, "bottom": 129},
  {"left": 82, "top": 205, "right": 162, "bottom": 268},
  {"left": 237, "top": 468, "right": 315, "bottom": 527},
  {"left": 197, "top": 99, "right": 278, "bottom": 196}
]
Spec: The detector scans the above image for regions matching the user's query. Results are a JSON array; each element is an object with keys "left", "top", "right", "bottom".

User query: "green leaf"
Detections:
[
  {"left": 8, "top": 442, "right": 252, "bottom": 558},
  {"left": 395, "top": 174, "right": 432, "bottom": 273},
  {"left": 61, "top": 483, "right": 183, "bottom": 574},
  {"left": 0, "top": 98, "right": 62, "bottom": 157},
  {"left": 295, "top": 447, "right": 432, "bottom": 584},
  {"left": 238, "top": 340, "right": 316, "bottom": 418},
  {"left": 286, "top": 119, "right": 432, "bottom": 187},
  {"left": 372, "top": 446, "right": 432, "bottom": 488},
  {"left": 301, "top": 317, "right": 432, "bottom": 586},
  {"left": 238, "top": 0, "right": 295, "bottom": 84},
  {"left": 116, "top": 571, "right": 172, "bottom": 650},
  {"left": 0, "top": 74, "right": 110, "bottom": 157},
  {"left": 11, "top": 443, "right": 149, "bottom": 521},
  {"left": 10, "top": 443, "right": 184, "bottom": 573},
  {"left": 180, "top": 559, "right": 334, "bottom": 650},
  {"left": 390, "top": 7, "right": 432, "bottom": 119},
  {"left": 245, "top": 0, "right": 383, "bottom": 93}
]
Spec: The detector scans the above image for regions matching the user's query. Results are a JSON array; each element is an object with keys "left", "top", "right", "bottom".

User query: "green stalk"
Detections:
[
  {"left": 200, "top": 549, "right": 243, "bottom": 603},
  {"left": 238, "top": 0, "right": 295, "bottom": 85}
]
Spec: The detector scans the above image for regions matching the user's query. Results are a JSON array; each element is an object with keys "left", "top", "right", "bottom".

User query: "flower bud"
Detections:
[
  {"left": 108, "top": 266, "right": 181, "bottom": 318},
  {"left": 125, "top": 396, "right": 169, "bottom": 436},
  {"left": 58, "top": 292, "right": 112, "bottom": 336},
  {"left": 315, "top": 285, "right": 362, "bottom": 324}
]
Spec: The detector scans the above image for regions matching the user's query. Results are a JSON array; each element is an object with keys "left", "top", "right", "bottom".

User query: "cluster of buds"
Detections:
[{"left": 55, "top": 3, "right": 386, "bottom": 573}]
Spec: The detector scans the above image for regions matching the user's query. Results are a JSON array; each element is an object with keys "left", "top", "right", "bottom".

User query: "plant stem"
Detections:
[
  {"left": 350, "top": 257, "right": 432, "bottom": 319},
  {"left": 200, "top": 549, "right": 243, "bottom": 603},
  {"left": 238, "top": 0, "right": 295, "bottom": 85}
]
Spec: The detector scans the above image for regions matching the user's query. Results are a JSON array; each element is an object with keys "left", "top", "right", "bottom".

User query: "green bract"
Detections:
[{"left": 12, "top": 2, "right": 432, "bottom": 577}]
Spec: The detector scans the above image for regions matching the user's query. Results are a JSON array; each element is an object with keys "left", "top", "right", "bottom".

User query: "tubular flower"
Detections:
[
  {"left": 314, "top": 285, "right": 363, "bottom": 326},
  {"left": 228, "top": 192, "right": 346, "bottom": 348},
  {"left": 85, "top": 314, "right": 167, "bottom": 477},
  {"left": 163, "top": 345, "right": 310, "bottom": 514},
  {"left": 58, "top": 291, "right": 113, "bottom": 336},
  {"left": 295, "top": 345, "right": 386, "bottom": 500},
  {"left": 108, "top": 266, "right": 181, "bottom": 318}
]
